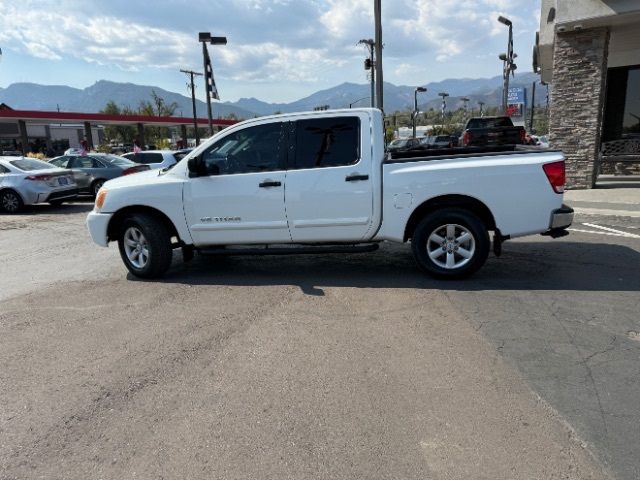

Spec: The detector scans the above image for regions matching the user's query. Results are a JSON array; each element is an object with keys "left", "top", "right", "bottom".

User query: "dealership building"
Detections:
[{"left": 537, "top": 0, "right": 640, "bottom": 188}]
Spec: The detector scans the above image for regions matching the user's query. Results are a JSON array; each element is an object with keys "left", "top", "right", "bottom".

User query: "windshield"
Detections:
[
  {"left": 389, "top": 139, "right": 408, "bottom": 147},
  {"left": 10, "top": 158, "right": 56, "bottom": 171},
  {"left": 98, "top": 155, "right": 136, "bottom": 166}
]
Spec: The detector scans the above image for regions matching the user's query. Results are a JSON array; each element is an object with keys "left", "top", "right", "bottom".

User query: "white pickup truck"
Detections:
[{"left": 87, "top": 108, "right": 573, "bottom": 279}]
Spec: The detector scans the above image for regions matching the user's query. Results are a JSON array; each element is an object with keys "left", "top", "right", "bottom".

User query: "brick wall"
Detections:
[{"left": 549, "top": 28, "right": 610, "bottom": 189}]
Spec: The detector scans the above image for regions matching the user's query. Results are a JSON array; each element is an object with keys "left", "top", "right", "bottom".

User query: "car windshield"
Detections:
[
  {"left": 98, "top": 155, "right": 136, "bottom": 167},
  {"left": 390, "top": 140, "right": 408, "bottom": 147},
  {"left": 10, "top": 158, "right": 55, "bottom": 171}
]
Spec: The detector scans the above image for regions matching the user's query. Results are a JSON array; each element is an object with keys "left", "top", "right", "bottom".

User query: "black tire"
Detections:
[
  {"left": 117, "top": 213, "right": 173, "bottom": 278},
  {"left": 0, "top": 189, "right": 24, "bottom": 214},
  {"left": 411, "top": 208, "right": 490, "bottom": 279},
  {"left": 91, "top": 179, "right": 106, "bottom": 197}
]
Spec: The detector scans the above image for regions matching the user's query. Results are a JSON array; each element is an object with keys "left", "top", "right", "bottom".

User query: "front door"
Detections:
[
  {"left": 284, "top": 115, "right": 375, "bottom": 242},
  {"left": 184, "top": 121, "right": 290, "bottom": 246}
]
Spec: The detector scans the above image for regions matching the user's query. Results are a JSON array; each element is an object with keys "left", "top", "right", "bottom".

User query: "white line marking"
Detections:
[
  {"left": 568, "top": 228, "right": 630, "bottom": 237},
  {"left": 573, "top": 207, "right": 640, "bottom": 218},
  {"left": 582, "top": 223, "right": 640, "bottom": 239}
]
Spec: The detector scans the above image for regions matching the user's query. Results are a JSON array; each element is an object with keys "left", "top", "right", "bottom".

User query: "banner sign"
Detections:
[{"left": 507, "top": 86, "right": 526, "bottom": 127}]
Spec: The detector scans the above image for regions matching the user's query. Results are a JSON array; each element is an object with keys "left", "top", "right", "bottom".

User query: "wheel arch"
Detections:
[
  {"left": 107, "top": 205, "right": 182, "bottom": 244},
  {"left": 0, "top": 187, "right": 25, "bottom": 201},
  {"left": 404, "top": 194, "right": 496, "bottom": 242}
]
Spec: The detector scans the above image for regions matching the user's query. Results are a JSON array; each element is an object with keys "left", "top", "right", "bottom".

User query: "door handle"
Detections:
[
  {"left": 259, "top": 181, "right": 282, "bottom": 188},
  {"left": 345, "top": 174, "right": 369, "bottom": 182}
]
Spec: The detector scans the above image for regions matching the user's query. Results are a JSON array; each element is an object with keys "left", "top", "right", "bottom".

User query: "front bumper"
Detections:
[
  {"left": 542, "top": 204, "right": 574, "bottom": 238},
  {"left": 86, "top": 211, "right": 113, "bottom": 247}
]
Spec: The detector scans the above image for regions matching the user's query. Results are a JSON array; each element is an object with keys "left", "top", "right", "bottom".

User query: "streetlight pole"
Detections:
[
  {"left": 438, "top": 92, "right": 449, "bottom": 133},
  {"left": 478, "top": 101, "right": 485, "bottom": 118},
  {"left": 374, "top": 0, "right": 383, "bottom": 112},
  {"left": 180, "top": 69, "right": 203, "bottom": 146},
  {"left": 199, "top": 32, "right": 227, "bottom": 137},
  {"left": 460, "top": 96, "right": 470, "bottom": 120},
  {"left": 498, "top": 16, "right": 515, "bottom": 115},
  {"left": 413, "top": 87, "right": 427, "bottom": 139},
  {"left": 358, "top": 39, "right": 375, "bottom": 108}
]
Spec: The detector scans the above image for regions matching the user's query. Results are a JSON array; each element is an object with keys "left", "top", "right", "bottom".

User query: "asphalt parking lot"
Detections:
[{"left": 1, "top": 194, "right": 639, "bottom": 480}]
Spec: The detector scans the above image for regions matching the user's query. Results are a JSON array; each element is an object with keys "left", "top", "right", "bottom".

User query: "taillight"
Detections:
[
  {"left": 122, "top": 166, "right": 144, "bottom": 175},
  {"left": 26, "top": 174, "right": 52, "bottom": 181},
  {"left": 520, "top": 129, "right": 526, "bottom": 144},
  {"left": 542, "top": 161, "right": 565, "bottom": 193},
  {"left": 463, "top": 131, "right": 472, "bottom": 146}
]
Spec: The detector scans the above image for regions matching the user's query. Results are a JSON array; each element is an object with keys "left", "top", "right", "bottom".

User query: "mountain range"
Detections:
[{"left": 0, "top": 72, "right": 544, "bottom": 120}]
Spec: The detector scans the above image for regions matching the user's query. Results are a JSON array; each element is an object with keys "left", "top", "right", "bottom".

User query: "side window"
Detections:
[
  {"left": 69, "top": 156, "right": 94, "bottom": 168},
  {"left": 50, "top": 156, "right": 69, "bottom": 168},
  {"left": 90, "top": 157, "right": 106, "bottom": 168},
  {"left": 293, "top": 117, "right": 360, "bottom": 169},
  {"left": 201, "top": 122, "right": 285, "bottom": 175},
  {"left": 0, "top": 164, "right": 9, "bottom": 174},
  {"left": 122, "top": 153, "right": 134, "bottom": 161},
  {"left": 141, "top": 153, "right": 164, "bottom": 164}
]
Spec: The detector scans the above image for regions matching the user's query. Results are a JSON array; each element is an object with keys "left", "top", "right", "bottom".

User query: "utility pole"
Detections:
[
  {"left": 413, "top": 87, "right": 427, "bottom": 139},
  {"left": 181, "top": 69, "right": 203, "bottom": 146},
  {"left": 438, "top": 92, "right": 449, "bottom": 132},
  {"left": 529, "top": 80, "right": 536, "bottom": 133},
  {"left": 358, "top": 39, "right": 375, "bottom": 108},
  {"left": 478, "top": 101, "right": 485, "bottom": 118},
  {"left": 374, "top": 0, "right": 383, "bottom": 112}
]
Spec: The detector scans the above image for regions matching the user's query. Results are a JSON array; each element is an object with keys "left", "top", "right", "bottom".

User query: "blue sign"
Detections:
[{"left": 507, "top": 87, "right": 526, "bottom": 105}]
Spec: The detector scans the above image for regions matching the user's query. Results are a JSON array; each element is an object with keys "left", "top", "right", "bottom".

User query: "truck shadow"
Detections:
[{"left": 129, "top": 240, "right": 640, "bottom": 295}]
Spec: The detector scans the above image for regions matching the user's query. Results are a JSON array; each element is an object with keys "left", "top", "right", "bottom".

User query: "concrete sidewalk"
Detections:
[{"left": 565, "top": 186, "right": 640, "bottom": 218}]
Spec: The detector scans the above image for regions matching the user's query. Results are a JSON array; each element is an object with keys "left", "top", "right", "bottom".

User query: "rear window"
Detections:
[
  {"left": 467, "top": 117, "right": 514, "bottom": 129},
  {"left": 99, "top": 155, "right": 136, "bottom": 167},
  {"left": 10, "top": 159, "right": 54, "bottom": 171},
  {"left": 294, "top": 117, "right": 360, "bottom": 169},
  {"left": 128, "top": 153, "right": 165, "bottom": 165}
]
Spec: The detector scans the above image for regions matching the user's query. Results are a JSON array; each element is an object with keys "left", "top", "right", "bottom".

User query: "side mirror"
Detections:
[
  {"left": 187, "top": 156, "right": 203, "bottom": 177},
  {"left": 188, "top": 155, "right": 219, "bottom": 177}
]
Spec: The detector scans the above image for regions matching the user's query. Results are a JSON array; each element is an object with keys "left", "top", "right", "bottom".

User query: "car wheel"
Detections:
[
  {"left": 117, "top": 213, "right": 173, "bottom": 279},
  {"left": 92, "top": 179, "right": 105, "bottom": 197},
  {"left": 411, "top": 208, "right": 490, "bottom": 279},
  {"left": 0, "top": 189, "right": 24, "bottom": 214}
]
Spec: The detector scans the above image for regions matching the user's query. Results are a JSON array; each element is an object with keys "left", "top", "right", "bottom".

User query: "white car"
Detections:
[
  {"left": 121, "top": 150, "right": 179, "bottom": 170},
  {"left": 0, "top": 157, "right": 78, "bottom": 213}
]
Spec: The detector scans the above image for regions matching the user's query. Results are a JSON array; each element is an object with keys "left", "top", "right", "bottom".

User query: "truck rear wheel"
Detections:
[
  {"left": 117, "top": 213, "right": 173, "bottom": 278},
  {"left": 411, "top": 208, "right": 489, "bottom": 279}
]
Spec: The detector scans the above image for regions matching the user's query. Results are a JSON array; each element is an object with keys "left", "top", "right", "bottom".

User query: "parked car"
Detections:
[
  {"left": 460, "top": 116, "right": 526, "bottom": 147},
  {"left": 173, "top": 148, "right": 194, "bottom": 162},
  {"left": 419, "top": 135, "right": 454, "bottom": 149},
  {"left": 0, "top": 150, "right": 23, "bottom": 156},
  {"left": 0, "top": 157, "right": 77, "bottom": 213},
  {"left": 49, "top": 153, "right": 150, "bottom": 197},
  {"left": 387, "top": 138, "right": 421, "bottom": 153},
  {"left": 121, "top": 150, "right": 179, "bottom": 170},
  {"left": 87, "top": 108, "right": 573, "bottom": 280}
]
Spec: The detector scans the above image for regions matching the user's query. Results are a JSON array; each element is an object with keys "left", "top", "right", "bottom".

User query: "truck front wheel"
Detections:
[
  {"left": 117, "top": 213, "right": 173, "bottom": 278},
  {"left": 411, "top": 208, "right": 489, "bottom": 279}
]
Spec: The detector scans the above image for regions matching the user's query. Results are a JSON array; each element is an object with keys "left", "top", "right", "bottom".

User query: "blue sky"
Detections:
[{"left": 0, "top": 0, "right": 541, "bottom": 104}]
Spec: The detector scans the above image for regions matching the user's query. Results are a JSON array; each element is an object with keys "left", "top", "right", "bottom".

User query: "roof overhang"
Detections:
[{"left": 0, "top": 109, "right": 238, "bottom": 127}]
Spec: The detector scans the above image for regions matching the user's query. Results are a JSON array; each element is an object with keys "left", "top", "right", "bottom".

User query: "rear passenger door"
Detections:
[{"left": 284, "top": 115, "right": 374, "bottom": 243}]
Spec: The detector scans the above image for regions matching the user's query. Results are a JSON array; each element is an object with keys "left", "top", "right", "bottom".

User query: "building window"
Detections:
[{"left": 603, "top": 65, "right": 640, "bottom": 142}]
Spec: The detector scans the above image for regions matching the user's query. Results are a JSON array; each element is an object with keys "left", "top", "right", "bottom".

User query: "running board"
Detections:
[{"left": 197, "top": 243, "right": 380, "bottom": 256}]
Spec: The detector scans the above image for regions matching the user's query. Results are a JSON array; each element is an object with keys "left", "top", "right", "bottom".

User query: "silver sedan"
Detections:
[
  {"left": 49, "top": 154, "right": 150, "bottom": 197},
  {"left": 0, "top": 157, "right": 78, "bottom": 213}
]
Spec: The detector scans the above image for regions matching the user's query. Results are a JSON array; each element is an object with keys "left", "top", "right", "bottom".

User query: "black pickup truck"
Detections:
[{"left": 461, "top": 116, "right": 525, "bottom": 147}]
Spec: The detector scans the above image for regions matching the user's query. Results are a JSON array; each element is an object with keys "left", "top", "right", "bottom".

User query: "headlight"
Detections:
[{"left": 95, "top": 189, "right": 108, "bottom": 210}]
